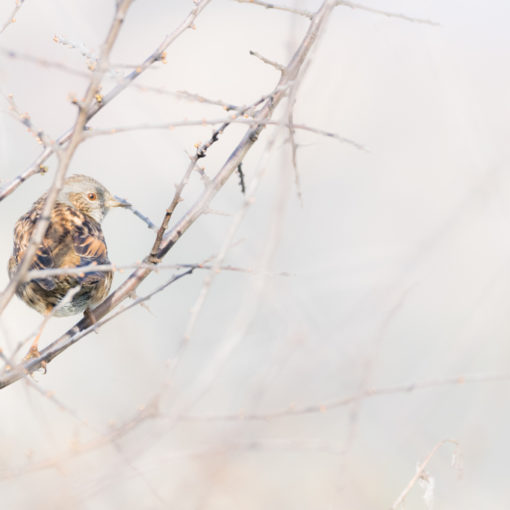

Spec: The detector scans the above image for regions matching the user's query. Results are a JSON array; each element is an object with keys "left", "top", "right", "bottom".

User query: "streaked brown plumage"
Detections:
[{"left": 8, "top": 174, "right": 126, "bottom": 320}]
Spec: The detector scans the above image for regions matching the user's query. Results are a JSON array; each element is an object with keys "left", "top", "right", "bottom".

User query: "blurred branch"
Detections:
[
  {"left": 0, "top": 396, "right": 160, "bottom": 480},
  {"left": 182, "top": 372, "right": 510, "bottom": 421},
  {"left": 0, "top": 0, "right": 338, "bottom": 388},
  {"left": 0, "top": 0, "right": 25, "bottom": 35},
  {"left": 337, "top": 1, "right": 440, "bottom": 26},
  {"left": 0, "top": 46, "right": 91, "bottom": 76},
  {"left": 3, "top": 92, "right": 53, "bottom": 147},
  {"left": 112, "top": 195, "right": 158, "bottom": 231}
]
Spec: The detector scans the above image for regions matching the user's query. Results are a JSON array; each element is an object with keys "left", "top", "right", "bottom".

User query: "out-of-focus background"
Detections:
[{"left": 1, "top": 0, "right": 510, "bottom": 508}]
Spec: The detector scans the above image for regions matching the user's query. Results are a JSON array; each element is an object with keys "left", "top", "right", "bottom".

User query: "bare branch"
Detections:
[
  {"left": 3, "top": 92, "right": 53, "bottom": 147},
  {"left": 249, "top": 49, "right": 285, "bottom": 72},
  {"left": 112, "top": 195, "right": 158, "bottom": 231},
  {"left": 23, "top": 261, "right": 288, "bottom": 280},
  {"left": 0, "top": 0, "right": 25, "bottom": 35},
  {"left": 85, "top": 118, "right": 366, "bottom": 150},
  {"left": 181, "top": 372, "right": 510, "bottom": 421},
  {"left": 336, "top": 0, "right": 440, "bottom": 26},
  {"left": 236, "top": 0, "right": 440, "bottom": 26},
  {"left": 391, "top": 439, "right": 460, "bottom": 509},
  {"left": 235, "top": 0, "right": 313, "bottom": 19}
]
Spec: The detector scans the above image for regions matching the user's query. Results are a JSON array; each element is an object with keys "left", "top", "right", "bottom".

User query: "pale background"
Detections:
[{"left": 0, "top": 1, "right": 509, "bottom": 508}]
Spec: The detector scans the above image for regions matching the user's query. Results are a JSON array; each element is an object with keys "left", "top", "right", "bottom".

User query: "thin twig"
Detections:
[
  {"left": 0, "top": 0, "right": 25, "bottom": 35},
  {"left": 0, "top": 47, "right": 239, "bottom": 110},
  {"left": 337, "top": 0, "right": 440, "bottom": 26},
  {"left": 24, "top": 262, "right": 289, "bottom": 280},
  {"left": 181, "top": 372, "right": 510, "bottom": 421},
  {"left": 85, "top": 118, "right": 366, "bottom": 150},
  {"left": 249, "top": 50, "right": 284, "bottom": 72},
  {"left": 390, "top": 439, "right": 459, "bottom": 509},
  {"left": 237, "top": 0, "right": 440, "bottom": 26},
  {"left": 235, "top": 0, "right": 313, "bottom": 19},
  {"left": 3, "top": 92, "right": 53, "bottom": 147}
]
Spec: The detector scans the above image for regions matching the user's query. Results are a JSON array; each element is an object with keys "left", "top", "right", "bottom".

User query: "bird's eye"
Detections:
[{"left": 87, "top": 192, "right": 97, "bottom": 201}]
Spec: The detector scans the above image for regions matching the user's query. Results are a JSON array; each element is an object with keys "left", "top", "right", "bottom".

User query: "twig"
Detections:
[
  {"left": 336, "top": 0, "right": 440, "bottom": 26},
  {"left": 0, "top": 396, "right": 160, "bottom": 480},
  {"left": 236, "top": 163, "right": 245, "bottom": 193},
  {"left": 249, "top": 49, "right": 284, "bottom": 72},
  {"left": 0, "top": 0, "right": 25, "bottom": 35},
  {"left": 113, "top": 195, "right": 158, "bottom": 231},
  {"left": 4, "top": 92, "right": 53, "bottom": 147},
  {"left": 23, "top": 262, "right": 289, "bottom": 280},
  {"left": 0, "top": 46, "right": 90, "bottom": 77},
  {"left": 53, "top": 34, "right": 97, "bottom": 65},
  {"left": 235, "top": 0, "right": 313, "bottom": 19},
  {"left": 174, "top": 89, "right": 239, "bottom": 110},
  {"left": 181, "top": 372, "right": 510, "bottom": 421},
  {"left": 68, "top": 269, "right": 196, "bottom": 343},
  {"left": 390, "top": 439, "right": 459, "bottom": 509},
  {"left": 237, "top": 0, "right": 440, "bottom": 26},
  {"left": 84, "top": 118, "right": 366, "bottom": 150}
]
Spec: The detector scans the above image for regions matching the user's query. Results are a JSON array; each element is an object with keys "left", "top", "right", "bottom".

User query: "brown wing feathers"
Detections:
[{"left": 8, "top": 199, "right": 112, "bottom": 315}]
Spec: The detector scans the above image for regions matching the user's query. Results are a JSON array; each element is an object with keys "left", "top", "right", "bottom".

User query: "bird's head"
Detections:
[{"left": 58, "top": 174, "right": 127, "bottom": 223}]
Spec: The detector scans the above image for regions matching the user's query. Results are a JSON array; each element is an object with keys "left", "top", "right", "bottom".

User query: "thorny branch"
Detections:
[
  {"left": 0, "top": 0, "right": 212, "bottom": 203},
  {"left": 0, "top": 0, "right": 338, "bottom": 388}
]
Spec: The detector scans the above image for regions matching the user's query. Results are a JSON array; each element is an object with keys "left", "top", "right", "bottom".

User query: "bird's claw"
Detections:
[{"left": 23, "top": 346, "right": 47, "bottom": 375}]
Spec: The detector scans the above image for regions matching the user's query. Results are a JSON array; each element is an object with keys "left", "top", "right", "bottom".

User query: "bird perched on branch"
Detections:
[{"left": 8, "top": 174, "right": 127, "bottom": 359}]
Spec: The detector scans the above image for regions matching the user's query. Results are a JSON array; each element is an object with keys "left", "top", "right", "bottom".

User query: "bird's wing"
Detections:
[
  {"left": 10, "top": 197, "right": 61, "bottom": 290},
  {"left": 10, "top": 201, "right": 110, "bottom": 290},
  {"left": 70, "top": 211, "right": 110, "bottom": 286}
]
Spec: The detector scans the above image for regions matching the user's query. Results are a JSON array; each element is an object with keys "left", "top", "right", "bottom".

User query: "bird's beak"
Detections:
[{"left": 106, "top": 194, "right": 131, "bottom": 208}]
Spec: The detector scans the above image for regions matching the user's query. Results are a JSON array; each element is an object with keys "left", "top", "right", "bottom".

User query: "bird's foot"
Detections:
[{"left": 23, "top": 346, "right": 47, "bottom": 375}]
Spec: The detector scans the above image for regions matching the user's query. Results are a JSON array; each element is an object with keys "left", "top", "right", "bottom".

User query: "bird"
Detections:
[{"left": 8, "top": 174, "right": 127, "bottom": 360}]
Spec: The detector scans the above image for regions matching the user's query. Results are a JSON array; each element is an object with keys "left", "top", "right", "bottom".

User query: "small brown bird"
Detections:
[{"left": 8, "top": 174, "right": 126, "bottom": 358}]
